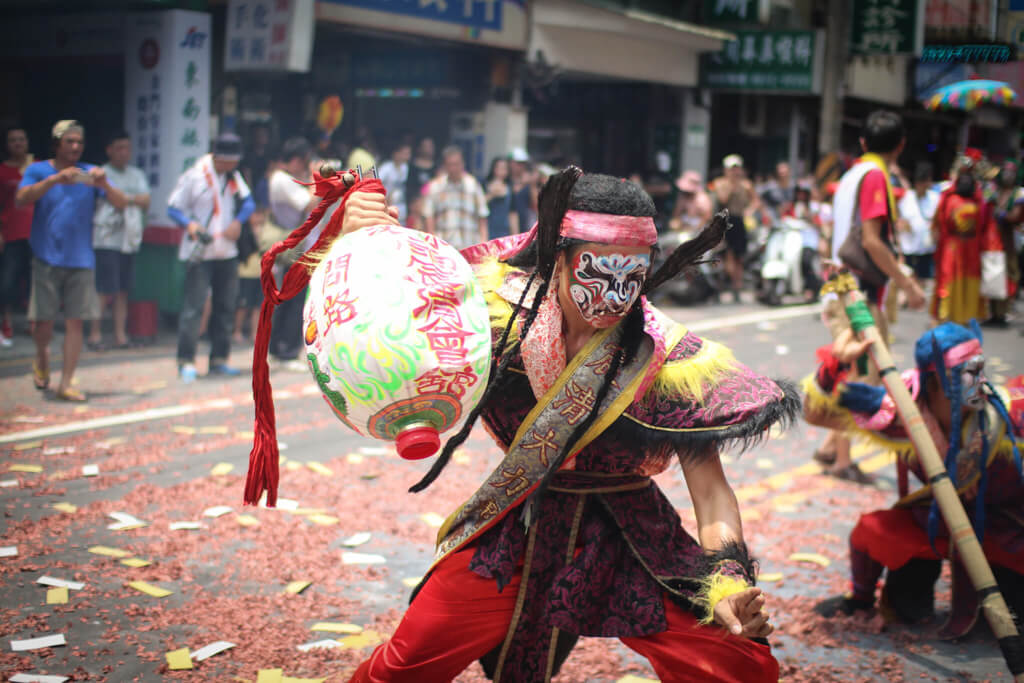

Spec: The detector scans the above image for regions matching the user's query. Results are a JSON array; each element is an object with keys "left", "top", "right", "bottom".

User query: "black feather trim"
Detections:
[
  {"left": 700, "top": 539, "right": 759, "bottom": 585},
  {"left": 609, "top": 378, "right": 802, "bottom": 464}
]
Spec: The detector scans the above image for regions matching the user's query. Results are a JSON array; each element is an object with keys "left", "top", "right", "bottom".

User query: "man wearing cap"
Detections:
[
  {"left": 711, "top": 155, "right": 760, "bottom": 300},
  {"left": 167, "top": 132, "right": 255, "bottom": 383},
  {"left": 15, "top": 120, "right": 130, "bottom": 401}
]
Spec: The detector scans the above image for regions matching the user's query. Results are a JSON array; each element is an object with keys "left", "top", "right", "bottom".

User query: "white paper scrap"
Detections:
[
  {"left": 0, "top": 479, "right": 18, "bottom": 487},
  {"left": 10, "top": 634, "right": 67, "bottom": 651},
  {"left": 169, "top": 521, "right": 202, "bottom": 530},
  {"left": 341, "top": 532, "right": 372, "bottom": 548},
  {"left": 81, "top": 465, "right": 99, "bottom": 477},
  {"left": 36, "top": 576, "right": 84, "bottom": 590},
  {"left": 297, "top": 639, "right": 342, "bottom": 652},
  {"left": 1, "top": 546, "right": 17, "bottom": 558},
  {"left": 261, "top": 497, "right": 298, "bottom": 511},
  {"left": 10, "top": 674, "right": 70, "bottom": 682},
  {"left": 43, "top": 446, "right": 75, "bottom": 456},
  {"left": 106, "top": 512, "right": 146, "bottom": 530},
  {"left": 202, "top": 505, "right": 233, "bottom": 518},
  {"left": 341, "top": 552, "right": 386, "bottom": 565},
  {"left": 12, "top": 415, "right": 46, "bottom": 423},
  {"left": 190, "top": 640, "right": 236, "bottom": 661}
]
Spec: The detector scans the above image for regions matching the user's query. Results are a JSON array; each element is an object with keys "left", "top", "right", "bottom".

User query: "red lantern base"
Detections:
[{"left": 395, "top": 425, "right": 441, "bottom": 460}]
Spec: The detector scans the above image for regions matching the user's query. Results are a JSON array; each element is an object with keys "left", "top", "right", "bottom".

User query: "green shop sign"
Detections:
[
  {"left": 849, "top": 0, "right": 923, "bottom": 55},
  {"left": 700, "top": 30, "right": 823, "bottom": 93}
]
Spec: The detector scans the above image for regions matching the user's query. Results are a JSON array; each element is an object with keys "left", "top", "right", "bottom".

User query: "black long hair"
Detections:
[{"left": 408, "top": 170, "right": 728, "bottom": 493}]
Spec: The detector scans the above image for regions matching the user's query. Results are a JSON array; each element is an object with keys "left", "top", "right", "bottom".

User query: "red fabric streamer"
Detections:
[{"left": 243, "top": 171, "right": 386, "bottom": 507}]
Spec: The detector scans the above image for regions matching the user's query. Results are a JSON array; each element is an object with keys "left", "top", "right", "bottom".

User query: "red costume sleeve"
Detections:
[{"left": 858, "top": 169, "right": 889, "bottom": 222}]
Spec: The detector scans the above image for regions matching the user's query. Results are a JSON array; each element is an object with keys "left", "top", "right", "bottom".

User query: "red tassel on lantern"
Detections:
[{"left": 243, "top": 171, "right": 386, "bottom": 507}]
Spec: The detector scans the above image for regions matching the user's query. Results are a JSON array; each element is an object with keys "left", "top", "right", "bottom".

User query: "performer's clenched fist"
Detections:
[
  {"left": 714, "top": 587, "right": 774, "bottom": 639},
  {"left": 341, "top": 191, "right": 398, "bottom": 235}
]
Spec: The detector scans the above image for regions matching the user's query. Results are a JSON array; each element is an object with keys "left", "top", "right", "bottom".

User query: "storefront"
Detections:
[
  {"left": 701, "top": 28, "right": 825, "bottom": 179},
  {"left": 524, "top": 0, "right": 731, "bottom": 178}
]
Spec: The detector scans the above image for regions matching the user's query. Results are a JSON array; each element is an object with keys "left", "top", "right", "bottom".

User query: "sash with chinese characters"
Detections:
[{"left": 432, "top": 320, "right": 676, "bottom": 566}]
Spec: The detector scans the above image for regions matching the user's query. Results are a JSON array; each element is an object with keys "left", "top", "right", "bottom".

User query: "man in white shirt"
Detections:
[
  {"left": 167, "top": 133, "right": 254, "bottom": 382},
  {"left": 268, "top": 137, "right": 317, "bottom": 368},
  {"left": 89, "top": 131, "right": 150, "bottom": 350},
  {"left": 896, "top": 162, "right": 938, "bottom": 287},
  {"left": 423, "top": 146, "right": 488, "bottom": 249},
  {"left": 377, "top": 142, "right": 411, "bottom": 223}
]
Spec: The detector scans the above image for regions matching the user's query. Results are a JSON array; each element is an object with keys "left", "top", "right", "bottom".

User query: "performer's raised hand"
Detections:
[
  {"left": 714, "top": 586, "right": 773, "bottom": 639},
  {"left": 341, "top": 191, "right": 399, "bottom": 235}
]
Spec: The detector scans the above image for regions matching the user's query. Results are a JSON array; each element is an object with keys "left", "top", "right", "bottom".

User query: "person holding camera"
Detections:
[
  {"left": 167, "top": 133, "right": 255, "bottom": 383},
  {"left": 15, "top": 120, "right": 129, "bottom": 401}
]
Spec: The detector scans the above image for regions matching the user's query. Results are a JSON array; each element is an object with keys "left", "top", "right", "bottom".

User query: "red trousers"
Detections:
[{"left": 349, "top": 546, "right": 778, "bottom": 683}]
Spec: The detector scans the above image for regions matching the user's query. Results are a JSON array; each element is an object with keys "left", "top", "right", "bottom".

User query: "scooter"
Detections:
[
  {"left": 757, "top": 216, "right": 809, "bottom": 305},
  {"left": 653, "top": 229, "right": 728, "bottom": 306}
]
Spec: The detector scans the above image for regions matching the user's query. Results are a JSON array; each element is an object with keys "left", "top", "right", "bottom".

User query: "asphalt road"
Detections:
[{"left": 1, "top": 296, "right": 1021, "bottom": 682}]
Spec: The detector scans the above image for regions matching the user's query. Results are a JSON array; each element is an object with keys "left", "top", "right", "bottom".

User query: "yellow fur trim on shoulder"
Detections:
[
  {"left": 475, "top": 258, "right": 518, "bottom": 341},
  {"left": 801, "top": 374, "right": 858, "bottom": 432},
  {"left": 695, "top": 570, "right": 750, "bottom": 625},
  {"left": 651, "top": 339, "right": 736, "bottom": 403}
]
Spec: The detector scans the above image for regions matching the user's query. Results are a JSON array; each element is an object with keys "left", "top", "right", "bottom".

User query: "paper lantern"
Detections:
[
  {"left": 317, "top": 95, "right": 344, "bottom": 136},
  {"left": 303, "top": 225, "right": 492, "bottom": 459}
]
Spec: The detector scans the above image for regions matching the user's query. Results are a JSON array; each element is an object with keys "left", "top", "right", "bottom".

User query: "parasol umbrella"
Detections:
[
  {"left": 924, "top": 79, "right": 1017, "bottom": 148},
  {"left": 925, "top": 79, "right": 1017, "bottom": 111}
]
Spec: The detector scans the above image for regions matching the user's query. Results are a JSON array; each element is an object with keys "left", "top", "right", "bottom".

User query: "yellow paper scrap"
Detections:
[
  {"left": 755, "top": 459, "right": 774, "bottom": 470},
  {"left": 52, "top": 502, "right": 78, "bottom": 514},
  {"left": 285, "top": 461, "right": 304, "bottom": 471},
  {"left": 9, "top": 463, "right": 43, "bottom": 472},
  {"left": 307, "top": 461, "right": 334, "bottom": 476},
  {"left": 47, "top": 587, "right": 69, "bottom": 604},
  {"left": 284, "top": 580, "right": 311, "bottom": 595},
  {"left": 171, "top": 426, "right": 196, "bottom": 435},
  {"left": 199, "top": 425, "right": 229, "bottom": 435},
  {"left": 291, "top": 508, "right": 326, "bottom": 516},
  {"left": 346, "top": 453, "right": 364, "bottom": 465},
  {"left": 307, "top": 514, "right": 339, "bottom": 526},
  {"left": 742, "top": 509, "right": 762, "bottom": 521},
  {"left": 121, "top": 558, "right": 152, "bottom": 568},
  {"left": 617, "top": 677, "right": 659, "bottom": 683},
  {"left": 402, "top": 576, "right": 423, "bottom": 588},
  {"left": 338, "top": 630, "right": 383, "bottom": 650},
  {"left": 74, "top": 405, "right": 89, "bottom": 414},
  {"left": 256, "top": 671, "right": 283, "bottom": 683},
  {"left": 452, "top": 450, "right": 470, "bottom": 465},
  {"left": 166, "top": 647, "right": 193, "bottom": 670},
  {"left": 234, "top": 430, "right": 255, "bottom": 440},
  {"left": 210, "top": 462, "right": 235, "bottom": 476},
  {"left": 236, "top": 514, "right": 260, "bottom": 527},
  {"left": 310, "top": 622, "right": 363, "bottom": 634},
  {"left": 88, "top": 546, "right": 131, "bottom": 558},
  {"left": 127, "top": 580, "right": 173, "bottom": 597},
  {"left": 419, "top": 512, "right": 445, "bottom": 528},
  {"left": 112, "top": 523, "right": 147, "bottom": 531},
  {"left": 758, "top": 572, "right": 784, "bottom": 582},
  {"left": 14, "top": 441, "right": 43, "bottom": 452},
  {"left": 789, "top": 552, "right": 831, "bottom": 568},
  {"left": 773, "top": 504, "right": 798, "bottom": 514}
]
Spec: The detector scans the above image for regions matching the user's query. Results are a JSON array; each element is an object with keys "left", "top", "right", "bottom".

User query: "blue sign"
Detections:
[{"left": 322, "top": 0, "right": 504, "bottom": 31}]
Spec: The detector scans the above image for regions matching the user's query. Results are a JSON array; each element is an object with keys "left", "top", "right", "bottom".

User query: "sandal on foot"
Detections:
[
  {"left": 827, "top": 463, "right": 874, "bottom": 485},
  {"left": 86, "top": 340, "right": 109, "bottom": 352},
  {"left": 813, "top": 449, "right": 837, "bottom": 466},
  {"left": 55, "top": 387, "right": 87, "bottom": 402},
  {"left": 32, "top": 362, "right": 50, "bottom": 390}
]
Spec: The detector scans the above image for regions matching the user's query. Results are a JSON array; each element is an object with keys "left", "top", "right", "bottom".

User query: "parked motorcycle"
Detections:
[
  {"left": 757, "top": 216, "right": 811, "bottom": 305},
  {"left": 653, "top": 229, "right": 728, "bottom": 306}
]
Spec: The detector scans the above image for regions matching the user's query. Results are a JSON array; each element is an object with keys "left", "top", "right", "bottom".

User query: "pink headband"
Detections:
[
  {"left": 560, "top": 210, "right": 658, "bottom": 246},
  {"left": 925, "top": 339, "right": 983, "bottom": 371}
]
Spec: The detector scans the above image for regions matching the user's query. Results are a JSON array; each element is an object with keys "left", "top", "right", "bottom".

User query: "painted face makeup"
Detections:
[
  {"left": 959, "top": 354, "right": 987, "bottom": 411},
  {"left": 568, "top": 250, "right": 650, "bottom": 325}
]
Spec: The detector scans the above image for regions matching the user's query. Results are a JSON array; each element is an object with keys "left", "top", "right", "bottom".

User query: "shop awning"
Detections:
[{"left": 529, "top": 0, "right": 734, "bottom": 87}]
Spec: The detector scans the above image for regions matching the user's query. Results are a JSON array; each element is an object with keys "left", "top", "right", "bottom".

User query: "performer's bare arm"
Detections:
[
  {"left": 681, "top": 451, "right": 773, "bottom": 639},
  {"left": 861, "top": 217, "right": 925, "bottom": 309}
]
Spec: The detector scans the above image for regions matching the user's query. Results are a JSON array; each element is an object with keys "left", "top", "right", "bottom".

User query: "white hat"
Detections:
[
  {"left": 723, "top": 154, "right": 744, "bottom": 169},
  {"left": 509, "top": 147, "right": 530, "bottom": 163}
]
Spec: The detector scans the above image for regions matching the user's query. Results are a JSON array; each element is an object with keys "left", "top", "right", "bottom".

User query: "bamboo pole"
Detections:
[{"left": 826, "top": 272, "right": 1024, "bottom": 681}]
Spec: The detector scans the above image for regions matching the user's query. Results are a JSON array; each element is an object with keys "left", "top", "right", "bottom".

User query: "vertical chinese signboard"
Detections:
[
  {"left": 124, "top": 10, "right": 211, "bottom": 228},
  {"left": 224, "top": 0, "right": 315, "bottom": 72},
  {"left": 703, "top": 0, "right": 766, "bottom": 24},
  {"left": 700, "top": 30, "right": 824, "bottom": 93},
  {"left": 850, "top": 0, "right": 924, "bottom": 55}
]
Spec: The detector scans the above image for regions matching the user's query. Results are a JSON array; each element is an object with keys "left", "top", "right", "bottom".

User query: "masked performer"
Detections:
[
  {"left": 804, "top": 321, "right": 1024, "bottom": 638},
  {"left": 249, "top": 167, "right": 800, "bottom": 682}
]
